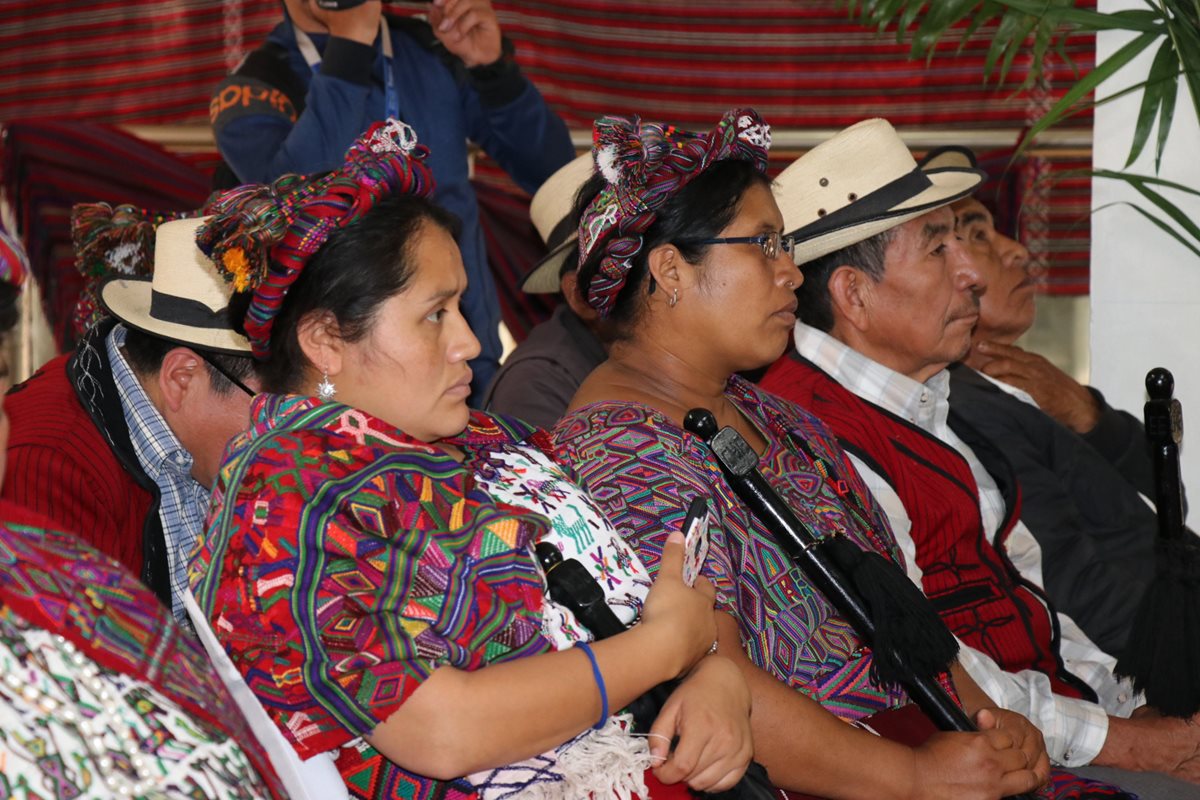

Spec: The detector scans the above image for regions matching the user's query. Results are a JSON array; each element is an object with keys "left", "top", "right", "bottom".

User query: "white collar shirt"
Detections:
[{"left": 793, "top": 322, "right": 1140, "bottom": 767}]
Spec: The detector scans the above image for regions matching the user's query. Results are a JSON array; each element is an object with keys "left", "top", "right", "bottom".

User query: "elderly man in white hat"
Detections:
[
  {"left": 483, "top": 153, "right": 612, "bottom": 428},
  {"left": 919, "top": 146, "right": 1167, "bottom": 661},
  {"left": 3, "top": 216, "right": 258, "bottom": 622},
  {"left": 760, "top": 119, "right": 1200, "bottom": 796}
]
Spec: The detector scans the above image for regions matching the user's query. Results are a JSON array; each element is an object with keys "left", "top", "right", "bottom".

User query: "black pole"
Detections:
[
  {"left": 682, "top": 408, "right": 975, "bottom": 733},
  {"left": 1115, "top": 367, "right": 1200, "bottom": 717},
  {"left": 535, "top": 542, "right": 778, "bottom": 799},
  {"left": 686, "top": 410, "right": 1037, "bottom": 799},
  {"left": 1145, "top": 368, "right": 1185, "bottom": 542}
]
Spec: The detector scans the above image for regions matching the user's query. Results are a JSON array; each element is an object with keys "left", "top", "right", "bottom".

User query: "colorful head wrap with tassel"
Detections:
[
  {"left": 71, "top": 203, "right": 189, "bottom": 337},
  {"left": 578, "top": 108, "right": 772, "bottom": 317},
  {"left": 0, "top": 228, "right": 29, "bottom": 289},
  {"left": 197, "top": 119, "right": 435, "bottom": 358}
]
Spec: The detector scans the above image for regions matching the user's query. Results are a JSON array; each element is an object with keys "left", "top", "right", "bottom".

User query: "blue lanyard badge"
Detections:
[{"left": 295, "top": 18, "right": 399, "bottom": 122}]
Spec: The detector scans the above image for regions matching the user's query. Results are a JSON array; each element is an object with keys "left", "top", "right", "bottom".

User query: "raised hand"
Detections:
[
  {"left": 429, "top": 0, "right": 503, "bottom": 67},
  {"left": 974, "top": 340, "right": 1101, "bottom": 433},
  {"left": 649, "top": 652, "right": 754, "bottom": 792}
]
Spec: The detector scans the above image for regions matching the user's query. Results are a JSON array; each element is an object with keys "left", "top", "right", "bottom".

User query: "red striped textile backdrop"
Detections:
[
  {"left": 492, "top": 0, "right": 1094, "bottom": 130},
  {"left": 0, "top": 0, "right": 1095, "bottom": 324}
]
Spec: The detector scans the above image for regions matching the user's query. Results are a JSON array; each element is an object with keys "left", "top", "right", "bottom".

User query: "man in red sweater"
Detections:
[{"left": 3, "top": 217, "right": 258, "bottom": 620}]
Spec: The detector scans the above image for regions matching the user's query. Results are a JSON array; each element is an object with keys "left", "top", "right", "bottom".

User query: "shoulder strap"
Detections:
[
  {"left": 234, "top": 39, "right": 308, "bottom": 114},
  {"left": 210, "top": 40, "right": 307, "bottom": 191}
]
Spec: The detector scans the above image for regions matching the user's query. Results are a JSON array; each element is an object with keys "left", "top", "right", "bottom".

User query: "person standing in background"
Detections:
[{"left": 210, "top": 0, "right": 574, "bottom": 400}]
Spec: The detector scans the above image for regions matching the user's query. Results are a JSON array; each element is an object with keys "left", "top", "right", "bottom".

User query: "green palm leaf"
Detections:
[
  {"left": 1125, "top": 39, "right": 1178, "bottom": 168},
  {"left": 1093, "top": 201, "right": 1200, "bottom": 259}
]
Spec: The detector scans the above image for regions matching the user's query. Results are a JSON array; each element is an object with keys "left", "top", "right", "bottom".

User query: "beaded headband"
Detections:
[
  {"left": 0, "top": 228, "right": 29, "bottom": 290},
  {"left": 578, "top": 108, "right": 771, "bottom": 317},
  {"left": 197, "top": 119, "right": 435, "bottom": 358}
]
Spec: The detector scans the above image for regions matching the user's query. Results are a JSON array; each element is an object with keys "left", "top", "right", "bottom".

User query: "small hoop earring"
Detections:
[
  {"left": 316, "top": 368, "right": 337, "bottom": 402},
  {"left": 785, "top": 279, "right": 796, "bottom": 289},
  {"left": 668, "top": 288, "right": 679, "bottom": 308}
]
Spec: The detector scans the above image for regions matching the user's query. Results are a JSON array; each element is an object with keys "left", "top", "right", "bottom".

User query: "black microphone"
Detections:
[
  {"left": 683, "top": 407, "right": 972, "bottom": 732},
  {"left": 535, "top": 541, "right": 779, "bottom": 799},
  {"left": 535, "top": 542, "right": 671, "bottom": 732}
]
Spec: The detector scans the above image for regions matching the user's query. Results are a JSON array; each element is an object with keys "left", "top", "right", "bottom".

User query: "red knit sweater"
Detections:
[
  {"left": 763, "top": 353, "right": 1090, "bottom": 699},
  {"left": 3, "top": 354, "right": 152, "bottom": 577}
]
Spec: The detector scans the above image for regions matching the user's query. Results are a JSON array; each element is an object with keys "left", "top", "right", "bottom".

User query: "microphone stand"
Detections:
[{"left": 683, "top": 408, "right": 1035, "bottom": 800}]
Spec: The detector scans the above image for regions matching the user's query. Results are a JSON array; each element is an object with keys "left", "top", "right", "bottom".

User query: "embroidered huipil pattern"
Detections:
[
  {"left": 193, "top": 396, "right": 552, "bottom": 800},
  {"left": 554, "top": 375, "right": 911, "bottom": 720}
]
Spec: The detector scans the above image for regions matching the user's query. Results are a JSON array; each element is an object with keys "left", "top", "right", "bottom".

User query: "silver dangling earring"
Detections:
[
  {"left": 668, "top": 288, "right": 679, "bottom": 308},
  {"left": 316, "top": 368, "right": 337, "bottom": 402}
]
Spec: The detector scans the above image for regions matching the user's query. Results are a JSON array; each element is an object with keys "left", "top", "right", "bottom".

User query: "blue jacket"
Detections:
[{"left": 212, "top": 17, "right": 574, "bottom": 398}]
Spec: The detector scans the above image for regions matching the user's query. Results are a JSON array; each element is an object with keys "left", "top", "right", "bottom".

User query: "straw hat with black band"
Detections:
[
  {"left": 100, "top": 217, "right": 251, "bottom": 355},
  {"left": 776, "top": 118, "right": 986, "bottom": 266},
  {"left": 519, "top": 152, "right": 595, "bottom": 294}
]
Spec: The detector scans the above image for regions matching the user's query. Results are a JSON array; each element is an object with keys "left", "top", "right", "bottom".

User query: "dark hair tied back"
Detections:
[{"left": 574, "top": 159, "right": 770, "bottom": 335}]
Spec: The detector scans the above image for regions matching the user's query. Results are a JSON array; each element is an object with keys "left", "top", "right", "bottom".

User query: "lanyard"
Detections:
[{"left": 294, "top": 17, "right": 399, "bottom": 121}]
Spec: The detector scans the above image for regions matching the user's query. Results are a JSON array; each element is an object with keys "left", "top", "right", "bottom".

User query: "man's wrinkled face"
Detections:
[
  {"left": 856, "top": 206, "right": 986, "bottom": 381},
  {"left": 953, "top": 197, "right": 1039, "bottom": 344}
]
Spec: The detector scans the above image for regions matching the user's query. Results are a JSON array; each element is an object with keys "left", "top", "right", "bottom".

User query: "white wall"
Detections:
[{"left": 1092, "top": 0, "right": 1200, "bottom": 508}]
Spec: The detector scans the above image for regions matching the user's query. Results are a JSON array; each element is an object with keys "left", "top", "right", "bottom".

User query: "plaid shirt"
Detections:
[
  {"left": 793, "top": 323, "right": 1142, "bottom": 767},
  {"left": 108, "top": 325, "right": 208, "bottom": 622}
]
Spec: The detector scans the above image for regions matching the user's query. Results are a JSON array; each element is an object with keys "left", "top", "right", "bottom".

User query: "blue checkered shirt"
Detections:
[{"left": 108, "top": 325, "right": 208, "bottom": 621}]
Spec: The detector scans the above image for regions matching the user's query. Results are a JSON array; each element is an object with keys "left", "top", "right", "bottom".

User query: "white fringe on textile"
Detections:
[{"left": 471, "top": 712, "right": 654, "bottom": 800}]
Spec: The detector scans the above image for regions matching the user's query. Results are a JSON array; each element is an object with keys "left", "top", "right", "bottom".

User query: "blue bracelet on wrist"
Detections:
[{"left": 575, "top": 641, "right": 608, "bottom": 730}]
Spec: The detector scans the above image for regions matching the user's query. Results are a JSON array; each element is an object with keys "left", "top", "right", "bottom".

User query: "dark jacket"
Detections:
[
  {"left": 947, "top": 364, "right": 1161, "bottom": 654},
  {"left": 211, "top": 17, "right": 574, "bottom": 398},
  {"left": 3, "top": 319, "right": 171, "bottom": 607},
  {"left": 483, "top": 305, "right": 605, "bottom": 429}
]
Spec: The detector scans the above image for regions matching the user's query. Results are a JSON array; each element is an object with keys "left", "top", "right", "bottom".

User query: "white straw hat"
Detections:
[
  {"left": 100, "top": 216, "right": 251, "bottom": 354},
  {"left": 519, "top": 152, "right": 595, "bottom": 294},
  {"left": 776, "top": 119, "right": 985, "bottom": 265},
  {"left": 918, "top": 145, "right": 978, "bottom": 172}
]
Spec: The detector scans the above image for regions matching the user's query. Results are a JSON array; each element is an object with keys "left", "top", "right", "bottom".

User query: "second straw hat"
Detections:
[{"left": 519, "top": 152, "right": 595, "bottom": 294}]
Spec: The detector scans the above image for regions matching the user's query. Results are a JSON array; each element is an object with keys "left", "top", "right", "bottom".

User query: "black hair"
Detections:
[
  {"left": 122, "top": 326, "right": 256, "bottom": 397},
  {"left": 230, "top": 193, "right": 461, "bottom": 394},
  {"left": 0, "top": 284, "right": 19, "bottom": 334},
  {"left": 796, "top": 228, "right": 895, "bottom": 333},
  {"left": 574, "top": 159, "right": 771, "bottom": 336}
]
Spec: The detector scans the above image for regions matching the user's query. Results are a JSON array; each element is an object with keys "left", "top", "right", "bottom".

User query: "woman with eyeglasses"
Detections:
[{"left": 553, "top": 110, "right": 1051, "bottom": 799}]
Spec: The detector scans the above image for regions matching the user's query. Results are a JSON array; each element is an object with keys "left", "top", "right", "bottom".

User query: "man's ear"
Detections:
[
  {"left": 827, "top": 265, "right": 873, "bottom": 333},
  {"left": 157, "top": 348, "right": 205, "bottom": 413},
  {"left": 296, "top": 311, "right": 345, "bottom": 375}
]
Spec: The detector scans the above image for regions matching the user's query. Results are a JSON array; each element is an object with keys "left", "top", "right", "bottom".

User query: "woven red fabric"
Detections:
[
  {"left": 0, "top": 0, "right": 1096, "bottom": 347},
  {"left": 1, "top": 353, "right": 153, "bottom": 577}
]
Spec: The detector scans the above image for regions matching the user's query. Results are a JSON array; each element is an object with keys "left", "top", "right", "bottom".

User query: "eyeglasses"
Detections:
[
  {"left": 198, "top": 351, "right": 255, "bottom": 398},
  {"left": 678, "top": 231, "right": 796, "bottom": 261}
]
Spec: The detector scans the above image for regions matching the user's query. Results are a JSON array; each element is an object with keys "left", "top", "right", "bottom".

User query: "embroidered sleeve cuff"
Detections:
[
  {"left": 320, "top": 37, "right": 376, "bottom": 85},
  {"left": 468, "top": 40, "right": 526, "bottom": 108}
]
